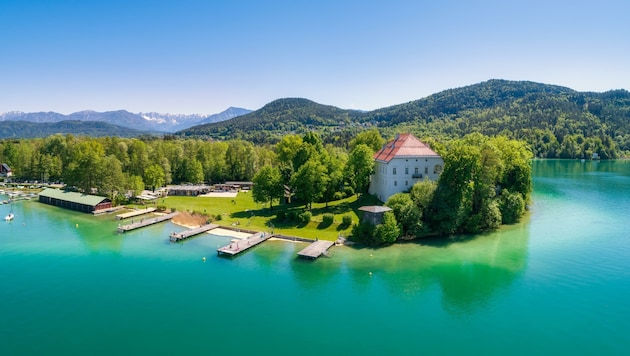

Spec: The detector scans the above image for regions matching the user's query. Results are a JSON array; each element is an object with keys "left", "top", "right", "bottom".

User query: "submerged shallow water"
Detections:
[{"left": 1, "top": 160, "right": 629, "bottom": 355}]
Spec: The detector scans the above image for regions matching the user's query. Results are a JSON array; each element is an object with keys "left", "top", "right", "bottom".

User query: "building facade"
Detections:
[{"left": 369, "top": 133, "right": 443, "bottom": 202}]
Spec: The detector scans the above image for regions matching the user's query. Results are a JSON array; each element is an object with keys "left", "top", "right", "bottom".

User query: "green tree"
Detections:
[
  {"left": 291, "top": 159, "right": 329, "bottom": 210},
  {"left": 386, "top": 193, "right": 424, "bottom": 238},
  {"left": 126, "top": 174, "right": 145, "bottom": 197},
  {"left": 349, "top": 129, "right": 385, "bottom": 152},
  {"left": 373, "top": 211, "right": 401, "bottom": 244},
  {"left": 144, "top": 164, "right": 166, "bottom": 192},
  {"left": 345, "top": 144, "right": 374, "bottom": 196},
  {"left": 497, "top": 189, "right": 526, "bottom": 224},
  {"left": 252, "top": 165, "right": 283, "bottom": 209}
]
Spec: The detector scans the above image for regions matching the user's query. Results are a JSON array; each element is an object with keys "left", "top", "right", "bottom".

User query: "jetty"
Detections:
[
  {"left": 117, "top": 212, "right": 178, "bottom": 233},
  {"left": 297, "top": 240, "right": 335, "bottom": 259},
  {"left": 169, "top": 223, "right": 218, "bottom": 242},
  {"left": 116, "top": 207, "right": 156, "bottom": 220},
  {"left": 217, "top": 232, "right": 271, "bottom": 257}
]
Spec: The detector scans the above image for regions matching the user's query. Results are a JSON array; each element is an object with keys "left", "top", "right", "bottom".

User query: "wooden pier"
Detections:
[
  {"left": 297, "top": 240, "right": 335, "bottom": 259},
  {"left": 217, "top": 232, "right": 271, "bottom": 257},
  {"left": 117, "top": 212, "right": 178, "bottom": 233},
  {"left": 169, "top": 224, "right": 218, "bottom": 242},
  {"left": 116, "top": 207, "right": 157, "bottom": 220}
]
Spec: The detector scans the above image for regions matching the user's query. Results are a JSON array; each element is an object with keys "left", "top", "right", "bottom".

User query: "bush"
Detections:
[
  {"left": 322, "top": 213, "right": 334, "bottom": 225},
  {"left": 276, "top": 211, "right": 286, "bottom": 221},
  {"left": 342, "top": 215, "right": 353, "bottom": 226},
  {"left": 298, "top": 211, "right": 312, "bottom": 224},
  {"left": 215, "top": 214, "right": 223, "bottom": 221},
  {"left": 287, "top": 210, "right": 298, "bottom": 221},
  {"left": 498, "top": 189, "right": 525, "bottom": 224},
  {"left": 343, "top": 186, "right": 355, "bottom": 198}
]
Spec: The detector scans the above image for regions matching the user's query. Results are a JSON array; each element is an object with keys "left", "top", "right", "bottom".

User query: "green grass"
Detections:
[{"left": 154, "top": 192, "right": 381, "bottom": 241}]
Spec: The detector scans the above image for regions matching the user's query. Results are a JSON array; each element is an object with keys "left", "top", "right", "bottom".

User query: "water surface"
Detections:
[{"left": 1, "top": 160, "right": 629, "bottom": 355}]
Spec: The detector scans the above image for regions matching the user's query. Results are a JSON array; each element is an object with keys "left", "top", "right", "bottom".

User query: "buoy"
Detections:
[
  {"left": 369, "top": 271, "right": 372, "bottom": 276},
  {"left": 76, "top": 223, "right": 79, "bottom": 228},
  {"left": 202, "top": 257, "right": 206, "bottom": 262}
]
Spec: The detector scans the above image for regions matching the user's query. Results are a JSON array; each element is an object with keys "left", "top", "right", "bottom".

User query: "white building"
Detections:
[{"left": 369, "top": 133, "right": 443, "bottom": 202}]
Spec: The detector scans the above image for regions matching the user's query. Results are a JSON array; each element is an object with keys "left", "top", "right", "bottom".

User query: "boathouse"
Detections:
[
  {"left": 358, "top": 206, "right": 392, "bottom": 225},
  {"left": 38, "top": 188, "right": 112, "bottom": 213},
  {"left": 0, "top": 163, "right": 12, "bottom": 178}
]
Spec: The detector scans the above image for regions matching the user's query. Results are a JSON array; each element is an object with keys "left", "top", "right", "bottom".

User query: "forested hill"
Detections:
[
  {"left": 0, "top": 120, "right": 149, "bottom": 139},
  {"left": 365, "top": 80, "right": 630, "bottom": 158},
  {"left": 177, "top": 98, "right": 364, "bottom": 143},
  {"left": 177, "top": 80, "right": 630, "bottom": 158}
]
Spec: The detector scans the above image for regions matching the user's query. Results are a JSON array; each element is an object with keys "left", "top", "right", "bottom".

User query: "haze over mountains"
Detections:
[{"left": 0, "top": 107, "right": 252, "bottom": 137}]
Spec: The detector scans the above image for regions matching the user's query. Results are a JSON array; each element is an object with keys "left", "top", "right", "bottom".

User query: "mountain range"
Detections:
[
  {"left": 2, "top": 80, "right": 630, "bottom": 158},
  {"left": 176, "top": 80, "right": 630, "bottom": 158},
  {"left": 0, "top": 107, "right": 251, "bottom": 138}
]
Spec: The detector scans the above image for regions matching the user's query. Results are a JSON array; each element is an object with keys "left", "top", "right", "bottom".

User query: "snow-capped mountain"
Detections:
[{"left": 0, "top": 107, "right": 251, "bottom": 133}]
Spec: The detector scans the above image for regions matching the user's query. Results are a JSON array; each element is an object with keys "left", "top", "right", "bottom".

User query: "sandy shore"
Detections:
[{"left": 209, "top": 227, "right": 252, "bottom": 239}]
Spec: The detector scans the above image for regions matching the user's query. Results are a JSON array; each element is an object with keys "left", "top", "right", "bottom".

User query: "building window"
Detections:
[
  {"left": 405, "top": 167, "right": 409, "bottom": 175},
  {"left": 405, "top": 181, "right": 408, "bottom": 186},
  {"left": 414, "top": 167, "right": 419, "bottom": 174},
  {"left": 394, "top": 180, "right": 397, "bottom": 186},
  {"left": 393, "top": 168, "right": 397, "bottom": 175},
  {"left": 425, "top": 167, "right": 429, "bottom": 174},
  {"left": 434, "top": 165, "right": 443, "bottom": 174}
]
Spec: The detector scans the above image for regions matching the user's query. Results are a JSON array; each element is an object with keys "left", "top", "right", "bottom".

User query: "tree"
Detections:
[
  {"left": 225, "top": 140, "right": 257, "bottom": 181},
  {"left": 349, "top": 129, "right": 385, "bottom": 152},
  {"left": 386, "top": 193, "right": 424, "bottom": 238},
  {"left": 252, "top": 165, "right": 283, "bottom": 210},
  {"left": 144, "top": 164, "right": 166, "bottom": 192},
  {"left": 498, "top": 189, "right": 525, "bottom": 224},
  {"left": 291, "top": 159, "right": 329, "bottom": 210},
  {"left": 345, "top": 144, "right": 374, "bottom": 196},
  {"left": 126, "top": 174, "right": 145, "bottom": 197},
  {"left": 95, "top": 155, "right": 125, "bottom": 199},
  {"left": 182, "top": 158, "right": 204, "bottom": 183},
  {"left": 374, "top": 211, "right": 401, "bottom": 244}
]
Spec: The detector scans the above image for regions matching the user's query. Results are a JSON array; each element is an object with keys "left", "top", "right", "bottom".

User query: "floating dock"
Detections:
[
  {"left": 217, "top": 232, "right": 271, "bottom": 257},
  {"left": 116, "top": 207, "right": 157, "bottom": 220},
  {"left": 117, "top": 212, "right": 178, "bottom": 233},
  {"left": 297, "top": 240, "right": 335, "bottom": 259},
  {"left": 169, "top": 223, "right": 218, "bottom": 242}
]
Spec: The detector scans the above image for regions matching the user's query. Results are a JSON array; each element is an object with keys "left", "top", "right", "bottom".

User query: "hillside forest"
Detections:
[{"left": 179, "top": 80, "right": 629, "bottom": 160}]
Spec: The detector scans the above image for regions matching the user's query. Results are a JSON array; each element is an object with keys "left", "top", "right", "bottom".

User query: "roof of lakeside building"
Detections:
[
  {"left": 39, "top": 188, "right": 110, "bottom": 206},
  {"left": 373, "top": 133, "right": 440, "bottom": 163},
  {"left": 358, "top": 206, "right": 393, "bottom": 213}
]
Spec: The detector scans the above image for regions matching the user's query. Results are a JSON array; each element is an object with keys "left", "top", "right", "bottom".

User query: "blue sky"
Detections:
[{"left": 1, "top": 0, "right": 628, "bottom": 114}]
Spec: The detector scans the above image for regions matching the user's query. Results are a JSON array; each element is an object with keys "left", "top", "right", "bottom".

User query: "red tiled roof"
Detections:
[{"left": 373, "top": 134, "right": 439, "bottom": 162}]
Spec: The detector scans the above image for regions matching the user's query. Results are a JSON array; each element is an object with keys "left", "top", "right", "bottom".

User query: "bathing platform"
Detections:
[
  {"left": 117, "top": 212, "right": 178, "bottom": 233},
  {"left": 297, "top": 240, "right": 335, "bottom": 259},
  {"left": 116, "top": 207, "right": 156, "bottom": 220},
  {"left": 217, "top": 232, "right": 271, "bottom": 257},
  {"left": 169, "top": 224, "right": 218, "bottom": 242}
]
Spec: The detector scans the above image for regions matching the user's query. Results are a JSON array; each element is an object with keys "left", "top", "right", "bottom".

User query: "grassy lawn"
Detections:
[{"left": 149, "top": 192, "right": 381, "bottom": 241}]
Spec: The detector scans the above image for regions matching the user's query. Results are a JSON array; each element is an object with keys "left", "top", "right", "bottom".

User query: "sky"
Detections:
[{"left": 1, "top": 0, "right": 629, "bottom": 115}]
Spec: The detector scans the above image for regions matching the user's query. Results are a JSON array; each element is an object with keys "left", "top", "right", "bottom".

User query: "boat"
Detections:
[{"left": 4, "top": 213, "right": 14, "bottom": 221}]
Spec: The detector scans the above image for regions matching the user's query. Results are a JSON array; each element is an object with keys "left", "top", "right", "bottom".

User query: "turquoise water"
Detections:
[{"left": 1, "top": 160, "right": 629, "bottom": 355}]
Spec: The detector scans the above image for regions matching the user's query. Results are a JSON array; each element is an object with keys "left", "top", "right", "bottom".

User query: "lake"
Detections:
[{"left": 1, "top": 159, "right": 629, "bottom": 355}]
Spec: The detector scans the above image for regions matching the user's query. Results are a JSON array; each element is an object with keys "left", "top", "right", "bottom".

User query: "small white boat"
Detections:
[{"left": 5, "top": 213, "right": 14, "bottom": 221}]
